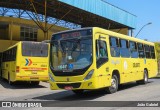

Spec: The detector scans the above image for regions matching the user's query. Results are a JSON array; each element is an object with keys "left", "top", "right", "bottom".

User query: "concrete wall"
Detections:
[
  {"left": 0, "top": 16, "right": 69, "bottom": 52},
  {"left": 0, "top": 40, "right": 18, "bottom": 52}
]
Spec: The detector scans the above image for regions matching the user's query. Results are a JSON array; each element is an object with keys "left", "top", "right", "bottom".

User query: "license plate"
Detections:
[
  {"left": 30, "top": 77, "right": 39, "bottom": 79},
  {"left": 32, "top": 71, "right": 37, "bottom": 74},
  {"left": 64, "top": 86, "right": 73, "bottom": 90}
]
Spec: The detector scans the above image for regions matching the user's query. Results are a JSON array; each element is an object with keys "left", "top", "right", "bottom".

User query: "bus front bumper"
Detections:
[
  {"left": 16, "top": 75, "right": 49, "bottom": 81},
  {"left": 49, "top": 77, "right": 110, "bottom": 90}
]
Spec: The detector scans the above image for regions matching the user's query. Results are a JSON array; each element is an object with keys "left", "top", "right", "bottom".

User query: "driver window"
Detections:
[{"left": 96, "top": 40, "right": 108, "bottom": 59}]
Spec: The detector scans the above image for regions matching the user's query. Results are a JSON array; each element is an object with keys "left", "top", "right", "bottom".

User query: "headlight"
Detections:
[
  {"left": 49, "top": 73, "right": 55, "bottom": 82},
  {"left": 84, "top": 69, "right": 94, "bottom": 80}
]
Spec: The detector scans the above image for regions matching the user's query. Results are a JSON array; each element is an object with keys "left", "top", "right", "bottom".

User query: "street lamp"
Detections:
[{"left": 135, "top": 22, "right": 152, "bottom": 38}]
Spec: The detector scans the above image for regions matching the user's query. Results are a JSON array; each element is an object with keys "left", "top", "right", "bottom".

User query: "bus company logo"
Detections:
[
  {"left": 25, "top": 59, "right": 32, "bottom": 66},
  {"left": 2, "top": 102, "right": 11, "bottom": 107}
]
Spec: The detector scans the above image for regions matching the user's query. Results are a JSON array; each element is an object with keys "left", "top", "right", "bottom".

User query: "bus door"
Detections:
[{"left": 95, "top": 34, "right": 110, "bottom": 87}]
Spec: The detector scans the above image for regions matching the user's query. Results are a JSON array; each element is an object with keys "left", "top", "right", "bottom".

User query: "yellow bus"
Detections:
[
  {"left": 0, "top": 52, "right": 2, "bottom": 77},
  {"left": 49, "top": 27, "right": 158, "bottom": 94},
  {"left": 0, "top": 41, "right": 49, "bottom": 85}
]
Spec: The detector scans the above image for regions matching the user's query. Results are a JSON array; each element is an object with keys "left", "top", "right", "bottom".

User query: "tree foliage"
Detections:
[{"left": 155, "top": 42, "right": 160, "bottom": 60}]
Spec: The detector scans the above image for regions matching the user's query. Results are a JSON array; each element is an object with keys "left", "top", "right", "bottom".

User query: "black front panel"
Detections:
[
  {"left": 57, "top": 83, "right": 81, "bottom": 89},
  {"left": 50, "top": 65, "right": 89, "bottom": 76},
  {"left": 51, "top": 29, "right": 92, "bottom": 41}
]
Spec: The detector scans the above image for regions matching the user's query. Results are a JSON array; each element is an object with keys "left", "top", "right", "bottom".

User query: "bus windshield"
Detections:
[
  {"left": 51, "top": 36, "right": 92, "bottom": 71},
  {"left": 22, "top": 41, "right": 48, "bottom": 57}
]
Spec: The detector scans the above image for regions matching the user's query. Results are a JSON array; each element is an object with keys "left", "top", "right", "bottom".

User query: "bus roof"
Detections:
[
  {"left": 93, "top": 27, "right": 154, "bottom": 45},
  {"left": 2, "top": 41, "right": 49, "bottom": 52},
  {"left": 51, "top": 27, "right": 154, "bottom": 46}
]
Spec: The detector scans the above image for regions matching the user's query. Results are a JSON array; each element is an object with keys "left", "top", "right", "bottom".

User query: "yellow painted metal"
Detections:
[
  {"left": 49, "top": 27, "right": 158, "bottom": 90},
  {"left": 1, "top": 41, "right": 49, "bottom": 82}
]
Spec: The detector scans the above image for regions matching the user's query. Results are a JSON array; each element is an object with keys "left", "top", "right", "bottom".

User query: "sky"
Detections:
[{"left": 106, "top": 0, "right": 160, "bottom": 42}]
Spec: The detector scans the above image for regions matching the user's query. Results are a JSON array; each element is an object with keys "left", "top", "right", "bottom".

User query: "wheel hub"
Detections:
[{"left": 111, "top": 79, "right": 116, "bottom": 89}]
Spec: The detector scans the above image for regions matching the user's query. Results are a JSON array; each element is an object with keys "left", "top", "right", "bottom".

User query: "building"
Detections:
[
  {"left": 0, "top": 16, "right": 68, "bottom": 52},
  {"left": 0, "top": 0, "right": 137, "bottom": 52}
]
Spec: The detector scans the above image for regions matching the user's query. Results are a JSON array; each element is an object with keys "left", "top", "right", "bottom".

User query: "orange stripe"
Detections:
[
  {"left": 28, "top": 59, "right": 32, "bottom": 66},
  {"left": 22, "top": 67, "right": 47, "bottom": 70},
  {"left": 25, "top": 70, "right": 44, "bottom": 72},
  {"left": 17, "top": 76, "right": 48, "bottom": 78}
]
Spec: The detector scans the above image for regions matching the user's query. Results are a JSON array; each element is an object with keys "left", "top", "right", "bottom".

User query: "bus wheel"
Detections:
[
  {"left": 72, "top": 90, "right": 84, "bottom": 95},
  {"left": 8, "top": 73, "right": 13, "bottom": 85},
  {"left": 0, "top": 70, "right": 2, "bottom": 79},
  {"left": 137, "top": 69, "right": 148, "bottom": 84},
  {"left": 106, "top": 75, "right": 118, "bottom": 94},
  {"left": 31, "top": 81, "right": 40, "bottom": 86}
]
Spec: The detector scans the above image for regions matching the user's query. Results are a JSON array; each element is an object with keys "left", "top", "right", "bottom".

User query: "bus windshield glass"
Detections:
[
  {"left": 51, "top": 30, "right": 92, "bottom": 71},
  {"left": 22, "top": 42, "right": 48, "bottom": 57}
]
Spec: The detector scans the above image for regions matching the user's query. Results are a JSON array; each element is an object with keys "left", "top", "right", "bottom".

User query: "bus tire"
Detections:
[
  {"left": 8, "top": 73, "right": 13, "bottom": 85},
  {"left": 0, "top": 70, "right": 2, "bottom": 79},
  {"left": 72, "top": 90, "right": 84, "bottom": 95},
  {"left": 106, "top": 75, "right": 118, "bottom": 94},
  {"left": 137, "top": 69, "right": 148, "bottom": 84},
  {"left": 31, "top": 81, "right": 40, "bottom": 86}
]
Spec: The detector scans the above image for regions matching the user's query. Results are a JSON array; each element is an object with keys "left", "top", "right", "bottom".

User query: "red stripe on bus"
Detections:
[{"left": 22, "top": 67, "right": 47, "bottom": 70}]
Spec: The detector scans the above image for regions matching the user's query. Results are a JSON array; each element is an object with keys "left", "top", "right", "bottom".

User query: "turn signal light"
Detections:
[{"left": 16, "top": 66, "right": 20, "bottom": 73}]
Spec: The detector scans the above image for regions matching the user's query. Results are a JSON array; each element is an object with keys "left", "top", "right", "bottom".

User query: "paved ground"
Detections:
[{"left": 0, "top": 78, "right": 160, "bottom": 110}]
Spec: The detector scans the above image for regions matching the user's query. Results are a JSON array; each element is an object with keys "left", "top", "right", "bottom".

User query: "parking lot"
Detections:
[{"left": 0, "top": 78, "right": 160, "bottom": 109}]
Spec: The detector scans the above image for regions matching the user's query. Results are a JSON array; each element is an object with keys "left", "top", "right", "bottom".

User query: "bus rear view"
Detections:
[
  {"left": 1, "top": 41, "right": 49, "bottom": 85},
  {"left": 18, "top": 41, "right": 49, "bottom": 85}
]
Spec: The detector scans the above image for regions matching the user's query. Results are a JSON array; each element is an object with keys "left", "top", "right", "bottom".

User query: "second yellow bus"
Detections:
[{"left": 0, "top": 41, "right": 49, "bottom": 85}]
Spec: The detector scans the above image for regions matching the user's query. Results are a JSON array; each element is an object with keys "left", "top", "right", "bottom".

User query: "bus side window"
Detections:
[
  {"left": 8, "top": 50, "right": 11, "bottom": 61},
  {"left": 109, "top": 37, "right": 120, "bottom": 57},
  {"left": 144, "top": 45, "right": 151, "bottom": 59},
  {"left": 8, "top": 49, "right": 12, "bottom": 61},
  {"left": 129, "top": 41, "right": 138, "bottom": 58},
  {"left": 3, "top": 51, "right": 6, "bottom": 62},
  {"left": 150, "top": 46, "right": 155, "bottom": 59},
  {"left": 138, "top": 43, "right": 145, "bottom": 58},
  {"left": 15, "top": 47, "right": 17, "bottom": 60},
  {"left": 120, "top": 39, "right": 130, "bottom": 58},
  {"left": 2, "top": 52, "right": 5, "bottom": 62},
  {"left": 0, "top": 52, "right": 2, "bottom": 67},
  {"left": 6, "top": 51, "right": 8, "bottom": 61}
]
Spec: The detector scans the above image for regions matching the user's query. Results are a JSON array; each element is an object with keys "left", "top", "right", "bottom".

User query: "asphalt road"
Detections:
[{"left": 0, "top": 78, "right": 160, "bottom": 110}]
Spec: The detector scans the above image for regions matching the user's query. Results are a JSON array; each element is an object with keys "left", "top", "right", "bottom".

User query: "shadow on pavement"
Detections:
[
  {"left": 0, "top": 78, "right": 47, "bottom": 89},
  {"left": 32, "top": 90, "right": 107, "bottom": 101},
  {"left": 118, "top": 80, "right": 153, "bottom": 91},
  {"left": 32, "top": 81, "right": 154, "bottom": 101}
]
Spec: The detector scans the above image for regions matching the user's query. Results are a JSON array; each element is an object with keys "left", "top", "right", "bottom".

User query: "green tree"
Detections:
[{"left": 155, "top": 42, "right": 160, "bottom": 74}]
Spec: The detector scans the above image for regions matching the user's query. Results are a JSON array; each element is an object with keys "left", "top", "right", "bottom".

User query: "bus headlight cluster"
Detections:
[
  {"left": 49, "top": 73, "right": 55, "bottom": 82},
  {"left": 84, "top": 69, "right": 94, "bottom": 80}
]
